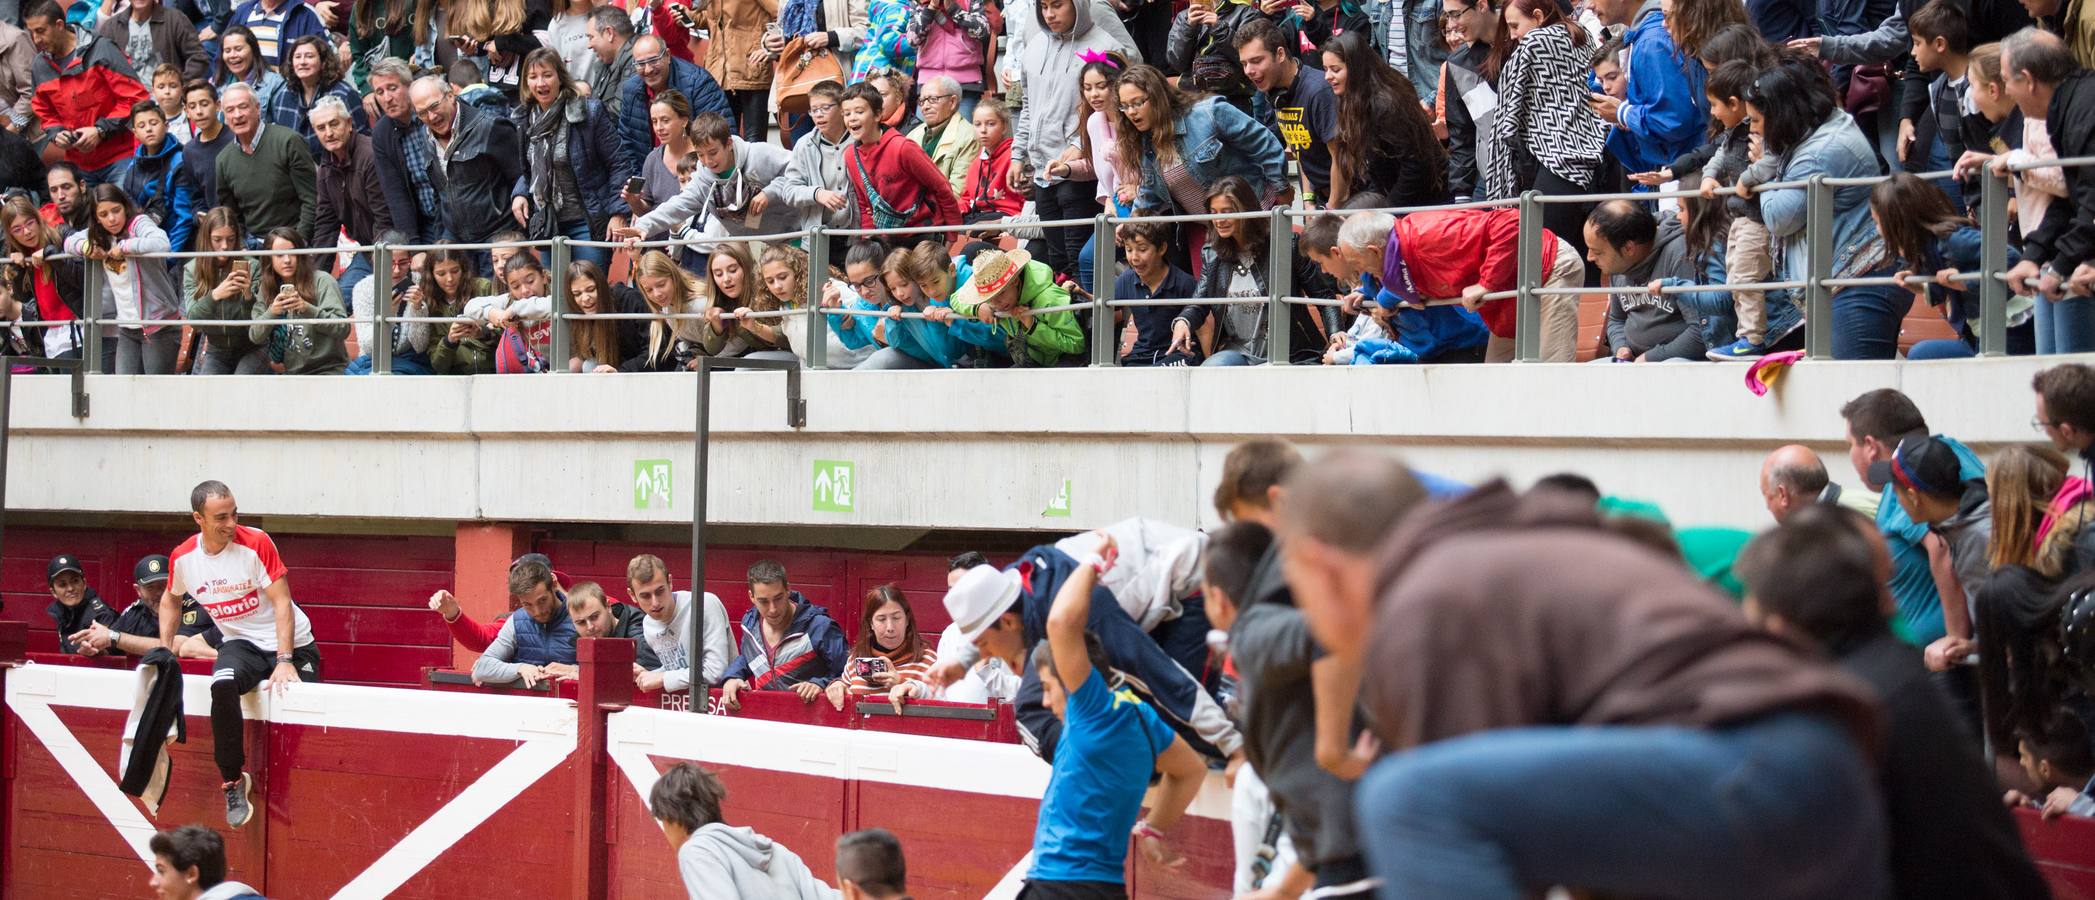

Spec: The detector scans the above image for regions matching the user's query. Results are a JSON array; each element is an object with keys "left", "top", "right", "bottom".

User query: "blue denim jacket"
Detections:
[
  {"left": 1760, "top": 110, "right": 1888, "bottom": 283},
  {"left": 1135, "top": 97, "right": 1288, "bottom": 215},
  {"left": 1366, "top": 0, "right": 1448, "bottom": 106}
]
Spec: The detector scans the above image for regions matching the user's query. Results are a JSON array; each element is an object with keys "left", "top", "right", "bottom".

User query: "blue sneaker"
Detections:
[{"left": 1707, "top": 337, "right": 1769, "bottom": 361}]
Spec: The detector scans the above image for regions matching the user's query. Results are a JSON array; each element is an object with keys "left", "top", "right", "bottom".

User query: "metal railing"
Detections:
[{"left": 26, "top": 153, "right": 2075, "bottom": 375}]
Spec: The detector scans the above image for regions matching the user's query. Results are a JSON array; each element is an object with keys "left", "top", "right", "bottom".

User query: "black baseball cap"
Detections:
[
  {"left": 134, "top": 554, "right": 171, "bottom": 585},
  {"left": 1867, "top": 434, "right": 1964, "bottom": 498},
  {"left": 46, "top": 554, "right": 82, "bottom": 583}
]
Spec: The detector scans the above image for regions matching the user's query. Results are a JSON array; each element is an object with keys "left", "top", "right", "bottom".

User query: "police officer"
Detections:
[
  {"left": 69, "top": 554, "right": 222, "bottom": 658},
  {"left": 45, "top": 554, "right": 115, "bottom": 655}
]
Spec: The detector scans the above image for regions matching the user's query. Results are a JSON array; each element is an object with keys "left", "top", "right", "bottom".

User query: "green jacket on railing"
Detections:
[
  {"left": 248, "top": 271, "right": 349, "bottom": 376},
  {"left": 429, "top": 329, "right": 498, "bottom": 375},
  {"left": 180, "top": 260, "right": 261, "bottom": 353}
]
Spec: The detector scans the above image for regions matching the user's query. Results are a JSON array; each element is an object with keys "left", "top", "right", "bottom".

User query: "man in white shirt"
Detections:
[
  {"left": 627, "top": 553, "right": 734, "bottom": 695},
  {"left": 161, "top": 479, "right": 320, "bottom": 831}
]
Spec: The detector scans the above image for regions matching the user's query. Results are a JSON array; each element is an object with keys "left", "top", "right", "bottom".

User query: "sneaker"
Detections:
[
  {"left": 1707, "top": 337, "right": 1769, "bottom": 361},
  {"left": 224, "top": 773, "right": 253, "bottom": 829}
]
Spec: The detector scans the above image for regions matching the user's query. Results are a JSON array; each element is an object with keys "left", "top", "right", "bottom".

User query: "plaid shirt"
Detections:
[{"left": 397, "top": 119, "right": 443, "bottom": 234}]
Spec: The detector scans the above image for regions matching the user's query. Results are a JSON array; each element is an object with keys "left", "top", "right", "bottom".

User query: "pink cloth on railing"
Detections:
[
  {"left": 1744, "top": 350, "right": 1805, "bottom": 396},
  {"left": 2040, "top": 476, "right": 2092, "bottom": 545}
]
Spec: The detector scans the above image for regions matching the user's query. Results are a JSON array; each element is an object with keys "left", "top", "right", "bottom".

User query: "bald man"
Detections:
[{"left": 1760, "top": 445, "right": 1880, "bottom": 523}]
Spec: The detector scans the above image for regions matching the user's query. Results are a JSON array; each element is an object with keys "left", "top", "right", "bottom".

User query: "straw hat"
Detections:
[{"left": 954, "top": 247, "right": 1032, "bottom": 307}]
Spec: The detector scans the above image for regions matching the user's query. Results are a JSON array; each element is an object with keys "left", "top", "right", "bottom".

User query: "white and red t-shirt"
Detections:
[{"left": 170, "top": 525, "right": 314, "bottom": 652}]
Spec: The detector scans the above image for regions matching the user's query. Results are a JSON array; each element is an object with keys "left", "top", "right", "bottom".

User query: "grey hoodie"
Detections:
[
  {"left": 1602, "top": 216, "right": 1704, "bottom": 361},
  {"left": 635, "top": 136, "right": 795, "bottom": 239},
  {"left": 766, "top": 126, "right": 857, "bottom": 232},
  {"left": 677, "top": 823, "right": 840, "bottom": 900},
  {"left": 1009, "top": 0, "right": 1137, "bottom": 183}
]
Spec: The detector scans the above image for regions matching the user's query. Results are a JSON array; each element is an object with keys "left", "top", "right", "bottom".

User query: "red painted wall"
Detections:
[{"left": 1, "top": 527, "right": 967, "bottom": 688}]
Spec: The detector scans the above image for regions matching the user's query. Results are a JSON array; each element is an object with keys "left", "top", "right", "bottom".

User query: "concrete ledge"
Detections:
[{"left": 7, "top": 355, "right": 2078, "bottom": 531}]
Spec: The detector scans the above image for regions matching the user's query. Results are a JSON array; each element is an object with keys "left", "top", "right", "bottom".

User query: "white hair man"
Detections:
[
  {"left": 1336, "top": 208, "right": 1584, "bottom": 362},
  {"left": 906, "top": 74, "right": 980, "bottom": 198},
  {"left": 311, "top": 94, "right": 393, "bottom": 298}
]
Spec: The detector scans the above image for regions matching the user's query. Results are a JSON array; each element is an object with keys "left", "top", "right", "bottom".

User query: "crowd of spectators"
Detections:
[{"left": 0, "top": 0, "right": 2089, "bottom": 372}]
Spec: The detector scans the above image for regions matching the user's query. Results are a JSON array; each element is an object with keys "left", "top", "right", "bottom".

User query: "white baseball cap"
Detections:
[{"left": 943, "top": 564, "right": 1022, "bottom": 644}]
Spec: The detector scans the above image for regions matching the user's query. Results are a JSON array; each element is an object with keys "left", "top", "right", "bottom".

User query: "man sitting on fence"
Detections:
[
  {"left": 719, "top": 560, "right": 850, "bottom": 709},
  {"left": 470, "top": 554, "right": 578, "bottom": 689}
]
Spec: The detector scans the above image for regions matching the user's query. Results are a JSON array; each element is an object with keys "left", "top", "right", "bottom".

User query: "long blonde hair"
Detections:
[
  {"left": 0, "top": 195, "right": 57, "bottom": 278},
  {"left": 1990, "top": 445, "right": 2071, "bottom": 569},
  {"left": 635, "top": 250, "right": 706, "bottom": 367}
]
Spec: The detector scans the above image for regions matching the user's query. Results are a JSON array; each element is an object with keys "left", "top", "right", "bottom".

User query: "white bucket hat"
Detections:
[{"left": 943, "top": 564, "right": 1022, "bottom": 643}]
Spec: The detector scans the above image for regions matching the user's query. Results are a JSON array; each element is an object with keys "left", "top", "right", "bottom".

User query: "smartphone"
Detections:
[
  {"left": 851, "top": 656, "right": 892, "bottom": 680},
  {"left": 626, "top": 176, "right": 647, "bottom": 195}
]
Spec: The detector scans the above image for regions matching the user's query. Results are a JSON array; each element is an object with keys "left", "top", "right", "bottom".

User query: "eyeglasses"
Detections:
[
  {"left": 920, "top": 93, "right": 958, "bottom": 103},
  {"left": 1117, "top": 100, "right": 1148, "bottom": 113},
  {"left": 808, "top": 102, "right": 837, "bottom": 115},
  {"left": 851, "top": 275, "right": 883, "bottom": 294},
  {"left": 413, "top": 98, "right": 446, "bottom": 118},
  {"left": 634, "top": 54, "right": 666, "bottom": 69},
  {"left": 2034, "top": 416, "right": 2059, "bottom": 432}
]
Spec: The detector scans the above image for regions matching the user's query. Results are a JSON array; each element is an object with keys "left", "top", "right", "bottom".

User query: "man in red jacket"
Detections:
[
  {"left": 24, "top": 0, "right": 150, "bottom": 184},
  {"left": 840, "top": 81, "right": 961, "bottom": 235},
  {"left": 1336, "top": 208, "right": 1585, "bottom": 362}
]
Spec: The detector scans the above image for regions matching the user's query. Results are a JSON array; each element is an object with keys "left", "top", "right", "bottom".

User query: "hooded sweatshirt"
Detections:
[
  {"left": 677, "top": 823, "right": 839, "bottom": 900},
  {"left": 642, "top": 591, "right": 737, "bottom": 692},
  {"left": 1602, "top": 215, "right": 1704, "bottom": 360},
  {"left": 66, "top": 215, "right": 178, "bottom": 335},
  {"left": 634, "top": 136, "right": 794, "bottom": 240},
  {"left": 1009, "top": 0, "right": 1135, "bottom": 184},
  {"left": 1360, "top": 481, "right": 1880, "bottom": 755}
]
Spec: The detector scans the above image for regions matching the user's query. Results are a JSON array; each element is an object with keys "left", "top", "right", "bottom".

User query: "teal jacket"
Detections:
[{"left": 947, "top": 260, "right": 1086, "bottom": 366}]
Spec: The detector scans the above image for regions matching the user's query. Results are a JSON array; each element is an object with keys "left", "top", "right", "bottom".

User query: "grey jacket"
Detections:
[
  {"left": 677, "top": 824, "right": 839, "bottom": 900},
  {"left": 588, "top": 39, "right": 636, "bottom": 120},
  {"left": 1231, "top": 545, "right": 1361, "bottom": 868},
  {"left": 1935, "top": 481, "right": 1995, "bottom": 605},
  {"left": 1603, "top": 216, "right": 1705, "bottom": 360},
  {"left": 765, "top": 126, "right": 856, "bottom": 232},
  {"left": 1009, "top": 0, "right": 1137, "bottom": 181},
  {"left": 634, "top": 136, "right": 794, "bottom": 238}
]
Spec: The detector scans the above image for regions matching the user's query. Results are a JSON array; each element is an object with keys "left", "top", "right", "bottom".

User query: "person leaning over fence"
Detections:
[
  {"left": 1305, "top": 211, "right": 1491, "bottom": 366},
  {"left": 471, "top": 554, "right": 580, "bottom": 689},
  {"left": 566, "top": 580, "right": 662, "bottom": 669},
  {"left": 1584, "top": 199, "right": 1707, "bottom": 363},
  {"left": 1336, "top": 208, "right": 1583, "bottom": 363},
  {"left": 0, "top": 193, "right": 86, "bottom": 364},
  {"left": 68, "top": 182, "right": 179, "bottom": 373},
  {"left": 945, "top": 245, "right": 1086, "bottom": 366}
]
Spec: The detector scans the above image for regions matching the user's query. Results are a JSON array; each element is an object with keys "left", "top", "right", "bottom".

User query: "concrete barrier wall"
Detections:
[{"left": 6, "top": 357, "right": 2076, "bottom": 531}]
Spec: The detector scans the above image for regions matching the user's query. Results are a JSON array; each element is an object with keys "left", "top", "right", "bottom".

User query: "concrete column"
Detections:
[{"left": 452, "top": 524, "right": 530, "bottom": 670}]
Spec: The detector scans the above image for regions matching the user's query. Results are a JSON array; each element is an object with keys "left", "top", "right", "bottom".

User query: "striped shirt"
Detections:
[
  {"left": 240, "top": 5, "right": 290, "bottom": 67},
  {"left": 844, "top": 646, "right": 939, "bottom": 696}
]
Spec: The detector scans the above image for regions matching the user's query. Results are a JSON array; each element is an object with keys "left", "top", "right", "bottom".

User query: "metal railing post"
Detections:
[
  {"left": 805, "top": 226, "right": 828, "bottom": 370},
  {"left": 1978, "top": 168, "right": 2010, "bottom": 357},
  {"left": 549, "top": 236, "right": 571, "bottom": 370},
  {"left": 371, "top": 242, "right": 393, "bottom": 375},
  {"left": 81, "top": 262, "right": 103, "bottom": 373},
  {"left": 1804, "top": 175, "right": 1835, "bottom": 360},
  {"left": 1514, "top": 190, "right": 1542, "bottom": 362},
  {"left": 1266, "top": 208, "right": 1293, "bottom": 366},
  {"left": 1091, "top": 213, "right": 1115, "bottom": 367}
]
